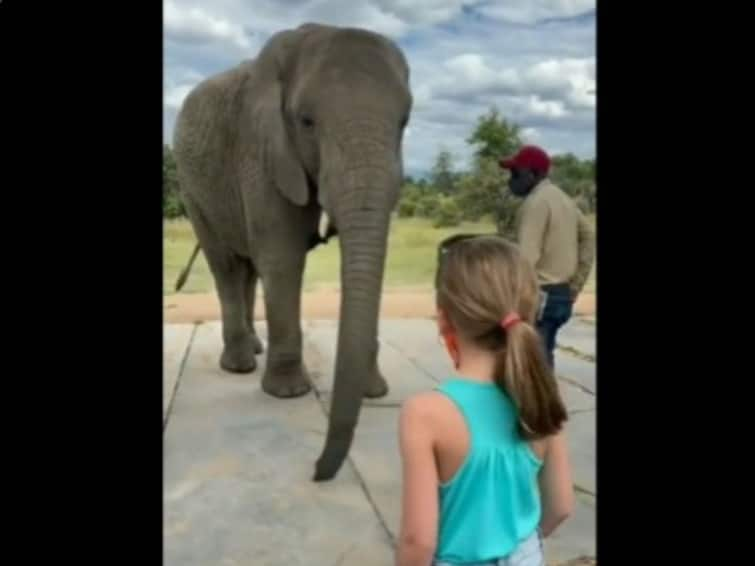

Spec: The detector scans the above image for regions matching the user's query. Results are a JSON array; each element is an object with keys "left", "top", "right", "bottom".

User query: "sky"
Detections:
[{"left": 164, "top": 0, "right": 596, "bottom": 178}]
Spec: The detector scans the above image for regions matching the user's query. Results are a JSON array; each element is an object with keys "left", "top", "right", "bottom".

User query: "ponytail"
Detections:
[{"left": 494, "top": 320, "right": 568, "bottom": 440}]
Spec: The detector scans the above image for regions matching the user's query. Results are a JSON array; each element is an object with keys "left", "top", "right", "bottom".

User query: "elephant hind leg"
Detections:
[
  {"left": 213, "top": 255, "right": 258, "bottom": 373},
  {"left": 182, "top": 197, "right": 258, "bottom": 373},
  {"left": 244, "top": 259, "right": 264, "bottom": 355},
  {"left": 364, "top": 339, "right": 389, "bottom": 398}
]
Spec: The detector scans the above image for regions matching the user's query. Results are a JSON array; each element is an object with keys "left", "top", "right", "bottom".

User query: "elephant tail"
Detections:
[{"left": 174, "top": 243, "right": 201, "bottom": 292}]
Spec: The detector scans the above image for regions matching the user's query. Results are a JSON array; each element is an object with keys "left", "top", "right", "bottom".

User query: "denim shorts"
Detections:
[{"left": 433, "top": 530, "right": 544, "bottom": 566}]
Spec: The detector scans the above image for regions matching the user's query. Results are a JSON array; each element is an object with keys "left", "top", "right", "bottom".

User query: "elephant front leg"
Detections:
[{"left": 260, "top": 258, "right": 312, "bottom": 398}]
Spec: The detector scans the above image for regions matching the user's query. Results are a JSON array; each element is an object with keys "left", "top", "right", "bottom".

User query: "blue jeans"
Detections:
[
  {"left": 433, "top": 530, "right": 544, "bottom": 565},
  {"left": 536, "top": 284, "right": 573, "bottom": 369}
]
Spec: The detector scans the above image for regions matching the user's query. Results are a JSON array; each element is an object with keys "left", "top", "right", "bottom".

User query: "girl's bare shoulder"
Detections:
[
  {"left": 401, "top": 390, "right": 453, "bottom": 412},
  {"left": 400, "top": 390, "right": 458, "bottom": 428}
]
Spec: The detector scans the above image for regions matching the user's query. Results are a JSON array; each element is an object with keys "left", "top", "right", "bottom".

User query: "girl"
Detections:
[{"left": 396, "top": 234, "right": 574, "bottom": 566}]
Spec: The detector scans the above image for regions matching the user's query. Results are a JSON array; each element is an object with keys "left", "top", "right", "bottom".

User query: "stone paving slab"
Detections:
[
  {"left": 378, "top": 319, "right": 453, "bottom": 382},
  {"left": 307, "top": 320, "right": 440, "bottom": 406},
  {"left": 565, "top": 410, "right": 596, "bottom": 495},
  {"left": 377, "top": 319, "right": 597, "bottom": 396},
  {"left": 164, "top": 321, "right": 394, "bottom": 566},
  {"left": 555, "top": 351, "right": 596, "bottom": 395},
  {"left": 307, "top": 318, "right": 595, "bottom": 415},
  {"left": 544, "top": 493, "right": 596, "bottom": 564},
  {"left": 316, "top": 400, "right": 596, "bottom": 564},
  {"left": 558, "top": 379, "right": 596, "bottom": 414},
  {"left": 163, "top": 323, "right": 195, "bottom": 424},
  {"left": 164, "top": 320, "right": 596, "bottom": 565},
  {"left": 557, "top": 319, "right": 596, "bottom": 359},
  {"left": 338, "top": 406, "right": 403, "bottom": 537},
  {"left": 378, "top": 318, "right": 596, "bottom": 413},
  {"left": 305, "top": 321, "right": 596, "bottom": 563}
]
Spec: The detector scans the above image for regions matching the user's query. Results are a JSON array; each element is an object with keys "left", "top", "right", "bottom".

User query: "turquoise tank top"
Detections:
[{"left": 435, "top": 378, "right": 543, "bottom": 564}]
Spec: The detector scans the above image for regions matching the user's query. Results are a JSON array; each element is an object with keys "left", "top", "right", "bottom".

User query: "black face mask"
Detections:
[{"left": 508, "top": 168, "right": 539, "bottom": 197}]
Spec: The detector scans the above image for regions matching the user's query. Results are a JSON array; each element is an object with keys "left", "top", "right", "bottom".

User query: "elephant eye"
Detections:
[
  {"left": 400, "top": 115, "right": 409, "bottom": 129},
  {"left": 301, "top": 115, "right": 315, "bottom": 129}
]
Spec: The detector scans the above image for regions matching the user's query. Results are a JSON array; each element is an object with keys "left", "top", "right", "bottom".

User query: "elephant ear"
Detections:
[
  {"left": 254, "top": 29, "right": 313, "bottom": 207},
  {"left": 258, "top": 83, "right": 308, "bottom": 207}
]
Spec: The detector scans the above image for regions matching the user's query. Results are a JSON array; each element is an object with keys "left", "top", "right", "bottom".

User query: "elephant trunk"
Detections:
[{"left": 313, "top": 160, "right": 397, "bottom": 481}]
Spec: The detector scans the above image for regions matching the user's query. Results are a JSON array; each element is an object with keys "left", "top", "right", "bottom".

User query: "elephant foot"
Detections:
[
  {"left": 220, "top": 338, "right": 258, "bottom": 374},
  {"left": 250, "top": 333, "right": 265, "bottom": 355},
  {"left": 364, "top": 372, "right": 389, "bottom": 398},
  {"left": 262, "top": 363, "right": 312, "bottom": 398}
]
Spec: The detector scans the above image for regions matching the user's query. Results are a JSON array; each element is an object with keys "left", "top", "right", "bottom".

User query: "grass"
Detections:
[
  {"left": 164, "top": 214, "right": 596, "bottom": 295},
  {"left": 164, "top": 220, "right": 215, "bottom": 294}
]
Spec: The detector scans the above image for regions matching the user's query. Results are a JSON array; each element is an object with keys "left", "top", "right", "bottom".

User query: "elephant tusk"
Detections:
[{"left": 319, "top": 212, "right": 330, "bottom": 241}]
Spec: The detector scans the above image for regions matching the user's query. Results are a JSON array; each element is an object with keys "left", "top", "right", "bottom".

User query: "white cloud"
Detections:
[
  {"left": 164, "top": 0, "right": 478, "bottom": 49},
  {"left": 371, "top": 0, "right": 476, "bottom": 25},
  {"left": 524, "top": 58, "right": 595, "bottom": 106},
  {"left": 163, "top": 66, "right": 207, "bottom": 111},
  {"left": 444, "top": 54, "right": 497, "bottom": 83},
  {"left": 521, "top": 95, "right": 567, "bottom": 119},
  {"left": 411, "top": 84, "right": 433, "bottom": 110},
  {"left": 431, "top": 54, "right": 594, "bottom": 110},
  {"left": 163, "top": 0, "right": 597, "bottom": 174},
  {"left": 302, "top": 0, "right": 409, "bottom": 38},
  {"left": 164, "top": 84, "right": 195, "bottom": 110},
  {"left": 522, "top": 127, "right": 540, "bottom": 142},
  {"left": 479, "top": 0, "right": 595, "bottom": 25},
  {"left": 164, "top": 1, "right": 252, "bottom": 49},
  {"left": 169, "top": 67, "right": 206, "bottom": 86}
]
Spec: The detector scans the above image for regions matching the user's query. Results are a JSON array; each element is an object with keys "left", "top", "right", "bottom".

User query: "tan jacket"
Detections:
[{"left": 515, "top": 179, "right": 595, "bottom": 296}]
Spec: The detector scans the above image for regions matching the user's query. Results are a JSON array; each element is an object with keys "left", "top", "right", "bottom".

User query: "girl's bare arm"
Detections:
[
  {"left": 538, "top": 431, "right": 575, "bottom": 537},
  {"left": 396, "top": 394, "right": 439, "bottom": 566}
]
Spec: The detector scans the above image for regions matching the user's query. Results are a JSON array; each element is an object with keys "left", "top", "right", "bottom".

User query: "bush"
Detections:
[
  {"left": 416, "top": 194, "right": 441, "bottom": 218},
  {"left": 396, "top": 182, "right": 429, "bottom": 218},
  {"left": 574, "top": 194, "right": 590, "bottom": 214},
  {"left": 163, "top": 144, "right": 187, "bottom": 219},
  {"left": 398, "top": 199, "right": 417, "bottom": 218},
  {"left": 494, "top": 198, "right": 521, "bottom": 240},
  {"left": 164, "top": 191, "right": 186, "bottom": 219},
  {"left": 433, "top": 197, "right": 462, "bottom": 228}
]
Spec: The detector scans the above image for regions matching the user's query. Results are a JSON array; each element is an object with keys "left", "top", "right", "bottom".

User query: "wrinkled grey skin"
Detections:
[{"left": 172, "top": 23, "right": 412, "bottom": 481}]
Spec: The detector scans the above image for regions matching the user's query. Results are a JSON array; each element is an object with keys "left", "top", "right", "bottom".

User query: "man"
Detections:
[{"left": 499, "top": 145, "right": 595, "bottom": 369}]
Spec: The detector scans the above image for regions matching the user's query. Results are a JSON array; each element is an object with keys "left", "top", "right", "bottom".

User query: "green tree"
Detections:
[
  {"left": 430, "top": 149, "right": 458, "bottom": 196},
  {"left": 550, "top": 153, "right": 597, "bottom": 213},
  {"left": 466, "top": 106, "right": 523, "bottom": 162},
  {"left": 416, "top": 193, "right": 441, "bottom": 218},
  {"left": 163, "top": 144, "right": 185, "bottom": 218},
  {"left": 454, "top": 107, "right": 526, "bottom": 231},
  {"left": 433, "top": 196, "right": 462, "bottom": 228},
  {"left": 398, "top": 199, "right": 416, "bottom": 218},
  {"left": 401, "top": 182, "right": 424, "bottom": 201},
  {"left": 397, "top": 182, "right": 424, "bottom": 218},
  {"left": 455, "top": 156, "right": 522, "bottom": 236}
]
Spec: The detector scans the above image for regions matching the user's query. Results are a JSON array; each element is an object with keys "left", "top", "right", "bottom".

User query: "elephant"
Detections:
[{"left": 172, "top": 23, "right": 412, "bottom": 481}]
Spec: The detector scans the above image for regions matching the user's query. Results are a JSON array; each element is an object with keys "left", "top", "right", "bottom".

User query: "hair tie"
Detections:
[{"left": 501, "top": 312, "right": 521, "bottom": 330}]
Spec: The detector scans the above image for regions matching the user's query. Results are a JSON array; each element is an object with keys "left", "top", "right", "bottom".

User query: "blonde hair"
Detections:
[{"left": 435, "top": 235, "right": 567, "bottom": 439}]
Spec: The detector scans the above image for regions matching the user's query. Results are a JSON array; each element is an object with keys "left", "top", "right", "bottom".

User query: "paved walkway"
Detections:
[{"left": 164, "top": 318, "right": 596, "bottom": 566}]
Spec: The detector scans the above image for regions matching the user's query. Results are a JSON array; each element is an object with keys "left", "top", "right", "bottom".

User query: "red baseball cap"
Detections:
[{"left": 499, "top": 145, "right": 551, "bottom": 173}]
